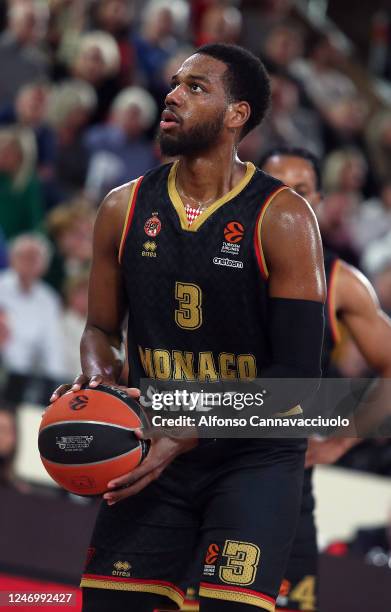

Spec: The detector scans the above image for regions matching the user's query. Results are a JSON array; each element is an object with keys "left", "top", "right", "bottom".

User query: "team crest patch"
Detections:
[
  {"left": 144, "top": 216, "right": 161, "bottom": 237},
  {"left": 221, "top": 221, "right": 244, "bottom": 255}
]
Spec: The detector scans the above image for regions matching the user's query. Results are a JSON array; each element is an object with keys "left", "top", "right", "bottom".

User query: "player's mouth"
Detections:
[{"left": 160, "top": 109, "right": 181, "bottom": 130}]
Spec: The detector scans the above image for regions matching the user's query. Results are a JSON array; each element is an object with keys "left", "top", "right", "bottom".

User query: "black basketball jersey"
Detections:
[
  {"left": 322, "top": 249, "right": 342, "bottom": 373},
  {"left": 120, "top": 161, "right": 287, "bottom": 386}
]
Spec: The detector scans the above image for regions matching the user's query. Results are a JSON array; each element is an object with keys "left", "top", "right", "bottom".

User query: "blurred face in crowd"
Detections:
[
  {"left": 9, "top": 2, "right": 47, "bottom": 45},
  {"left": 16, "top": 85, "right": 48, "bottom": 127},
  {"left": 159, "top": 53, "right": 230, "bottom": 157},
  {"left": 199, "top": 6, "right": 242, "bottom": 45},
  {"left": 0, "top": 410, "right": 16, "bottom": 460},
  {"left": 114, "top": 105, "right": 144, "bottom": 139},
  {"left": 144, "top": 7, "right": 174, "bottom": 42},
  {"left": 264, "top": 25, "right": 303, "bottom": 67},
  {"left": 262, "top": 155, "right": 321, "bottom": 211},
  {"left": 11, "top": 240, "right": 49, "bottom": 288},
  {"left": 74, "top": 46, "right": 107, "bottom": 85},
  {"left": 58, "top": 218, "right": 93, "bottom": 262},
  {"left": 97, "top": 0, "right": 130, "bottom": 34},
  {"left": 339, "top": 156, "right": 367, "bottom": 192},
  {"left": 0, "top": 139, "right": 23, "bottom": 175}
]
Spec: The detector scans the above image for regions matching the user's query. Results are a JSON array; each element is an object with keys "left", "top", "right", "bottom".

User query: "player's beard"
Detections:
[{"left": 159, "top": 110, "right": 226, "bottom": 157}]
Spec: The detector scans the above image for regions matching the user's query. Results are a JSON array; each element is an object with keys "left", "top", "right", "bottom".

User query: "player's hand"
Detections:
[
  {"left": 305, "top": 437, "right": 359, "bottom": 468},
  {"left": 49, "top": 375, "right": 140, "bottom": 402},
  {"left": 103, "top": 431, "right": 198, "bottom": 504}
]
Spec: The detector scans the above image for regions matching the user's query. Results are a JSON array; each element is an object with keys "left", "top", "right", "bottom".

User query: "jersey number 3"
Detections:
[{"left": 175, "top": 282, "right": 202, "bottom": 330}]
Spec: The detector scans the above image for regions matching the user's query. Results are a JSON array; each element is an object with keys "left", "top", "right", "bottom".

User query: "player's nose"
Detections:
[{"left": 165, "top": 84, "right": 184, "bottom": 107}]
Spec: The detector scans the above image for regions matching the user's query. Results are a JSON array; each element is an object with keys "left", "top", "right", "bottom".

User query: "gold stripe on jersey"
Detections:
[
  {"left": 80, "top": 577, "right": 184, "bottom": 607},
  {"left": 168, "top": 161, "right": 256, "bottom": 232},
  {"left": 118, "top": 178, "right": 140, "bottom": 263},
  {"left": 256, "top": 186, "right": 290, "bottom": 279},
  {"left": 199, "top": 584, "right": 275, "bottom": 611}
]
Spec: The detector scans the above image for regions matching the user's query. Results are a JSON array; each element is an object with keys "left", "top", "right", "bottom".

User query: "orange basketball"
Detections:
[{"left": 38, "top": 384, "right": 149, "bottom": 496}]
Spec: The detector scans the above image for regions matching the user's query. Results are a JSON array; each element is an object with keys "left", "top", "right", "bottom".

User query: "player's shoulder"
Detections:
[{"left": 100, "top": 163, "right": 172, "bottom": 214}]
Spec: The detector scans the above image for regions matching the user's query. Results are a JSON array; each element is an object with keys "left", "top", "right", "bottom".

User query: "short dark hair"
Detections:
[
  {"left": 259, "top": 146, "right": 322, "bottom": 191},
  {"left": 196, "top": 43, "right": 271, "bottom": 138}
]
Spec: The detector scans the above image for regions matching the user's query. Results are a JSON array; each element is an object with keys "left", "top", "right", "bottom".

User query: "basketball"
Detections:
[{"left": 38, "top": 384, "right": 149, "bottom": 496}]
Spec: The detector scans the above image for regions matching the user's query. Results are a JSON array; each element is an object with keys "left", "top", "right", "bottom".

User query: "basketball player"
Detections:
[
  {"left": 51, "top": 45, "right": 326, "bottom": 611},
  {"left": 261, "top": 147, "right": 391, "bottom": 612}
]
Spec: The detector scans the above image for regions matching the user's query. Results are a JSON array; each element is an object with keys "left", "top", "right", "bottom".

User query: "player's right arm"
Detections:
[{"left": 50, "top": 184, "right": 136, "bottom": 401}]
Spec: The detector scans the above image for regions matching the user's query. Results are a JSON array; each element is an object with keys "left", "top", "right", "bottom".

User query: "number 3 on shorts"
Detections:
[
  {"left": 175, "top": 282, "right": 202, "bottom": 330},
  {"left": 219, "top": 540, "right": 260, "bottom": 586}
]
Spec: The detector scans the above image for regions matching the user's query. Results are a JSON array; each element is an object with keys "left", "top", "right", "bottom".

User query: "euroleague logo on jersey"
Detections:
[
  {"left": 224, "top": 221, "right": 244, "bottom": 243},
  {"left": 144, "top": 216, "right": 161, "bottom": 237}
]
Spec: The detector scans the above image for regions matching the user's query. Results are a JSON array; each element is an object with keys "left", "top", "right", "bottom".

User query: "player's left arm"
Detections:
[
  {"left": 306, "top": 262, "right": 391, "bottom": 467},
  {"left": 260, "top": 188, "right": 326, "bottom": 413}
]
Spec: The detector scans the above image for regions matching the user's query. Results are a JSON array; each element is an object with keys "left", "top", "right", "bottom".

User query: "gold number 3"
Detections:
[
  {"left": 175, "top": 282, "right": 202, "bottom": 330},
  {"left": 219, "top": 540, "right": 260, "bottom": 586}
]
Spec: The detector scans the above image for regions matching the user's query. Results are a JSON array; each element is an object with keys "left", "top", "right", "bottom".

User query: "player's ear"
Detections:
[{"left": 225, "top": 101, "right": 251, "bottom": 133}]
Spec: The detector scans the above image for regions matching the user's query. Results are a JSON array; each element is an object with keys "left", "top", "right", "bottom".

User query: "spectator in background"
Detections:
[
  {"left": 61, "top": 273, "right": 89, "bottom": 378},
  {"left": 91, "top": 0, "right": 136, "bottom": 87},
  {"left": 290, "top": 31, "right": 356, "bottom": 119},
  {"left": 0, "top": 235, "right": 65, "bottom": 381},
  {"left": 240, "top": 0, "right": 295, "bottom": 54},
  {"left": 195, "top": 4, "right": 242, "bottom": 46},
  {"left": 351, "top": 180, "right": 391, "bottom": 253},
  {"left": 323, "top": 147, "right": 368, "bottom": 197},
  {"left": 260, "top": 21, "right": 304, "bottom": 73},
  {"left": 0, "top": 82, "right": 56, "bottom": 186},
  {"left": 84, "top": 86, "right": 158, "bottom": 201},
  {"left": 0, "top": 0, "right": 49, "bottom": 106},
  {"left": 134, "top": 0, "right": 189, "bottom": 90},
  {"left": 47, "top": 80, "right": 97, "bottom": 199},
  {"left": 45, "top": 201, "right": 94, "bottom": 293},
  {"left": 0, "top": 127, "right": 43, "bottom": 239},
  {"left": 59, "top": 31, "right": 121, "bottom": 123},
  {"left": 366, "top": 109, "right": 391, "bottom": 186},
  {"left": 258, "top": 73, "right": 323, "bottom": 157}
]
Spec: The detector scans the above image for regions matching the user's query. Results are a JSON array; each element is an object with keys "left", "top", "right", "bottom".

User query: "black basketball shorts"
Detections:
[{"left": 81, "top": 438, "right": 306, "bottom": 611}]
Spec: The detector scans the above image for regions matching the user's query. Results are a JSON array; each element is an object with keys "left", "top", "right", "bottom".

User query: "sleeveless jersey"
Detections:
[{"left": 120, "top": 161, "right": 287, "bottom": 386}]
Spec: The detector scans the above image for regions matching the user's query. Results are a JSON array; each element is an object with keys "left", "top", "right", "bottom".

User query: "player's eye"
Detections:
[{"left": 190, "top": 83, "right": 203, "bottom": 93}]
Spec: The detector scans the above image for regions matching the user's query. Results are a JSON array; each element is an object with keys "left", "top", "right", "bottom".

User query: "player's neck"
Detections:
[{"left": 176, "top": 150, "right": 247, "bottom": 209}]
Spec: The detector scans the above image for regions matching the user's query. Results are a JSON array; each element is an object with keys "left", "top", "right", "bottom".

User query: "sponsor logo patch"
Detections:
[
  {"left": 213, "top": 257, "right": 243, "bottom": 269},
  {"left": 112, "top": 560, "right": 131, "bottom": 577},
  {"left": 142, "top": 240, "right": 157, "bottom": 257}
]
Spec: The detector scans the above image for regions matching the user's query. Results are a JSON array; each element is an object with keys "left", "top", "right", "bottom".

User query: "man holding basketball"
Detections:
[{"left": 52, "top": 44, "right": 325, "bottom": 611}]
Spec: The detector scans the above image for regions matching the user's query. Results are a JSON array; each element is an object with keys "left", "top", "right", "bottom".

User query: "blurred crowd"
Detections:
[{"left": 0, "top": 0, "right": 391, "bottom": 489}]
